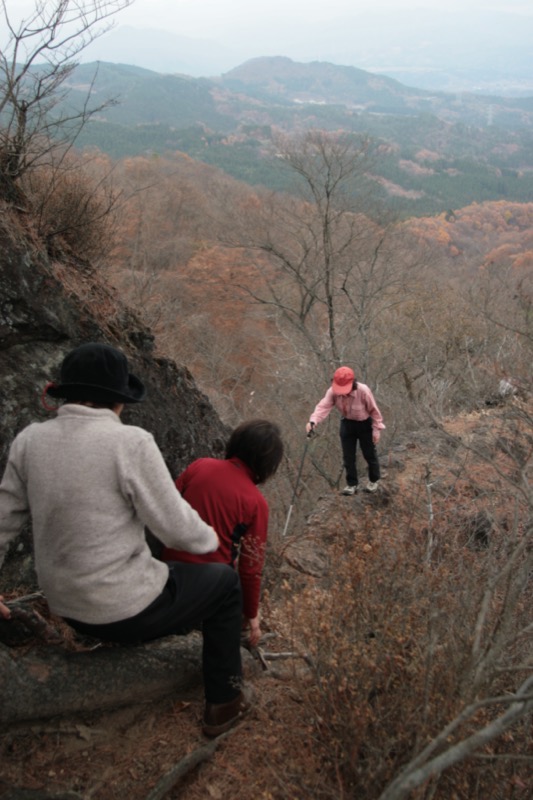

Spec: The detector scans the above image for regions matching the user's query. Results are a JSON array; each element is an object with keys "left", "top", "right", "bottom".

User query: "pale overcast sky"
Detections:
[
  {"left": 3, "top": 0, "right": 532, "bottom": 84},
  {"left": 7, "top": 0, "right": 533, "bottom": 38},
  {"left": 111, "top": 0, "right": 532, "bottom": 37}
]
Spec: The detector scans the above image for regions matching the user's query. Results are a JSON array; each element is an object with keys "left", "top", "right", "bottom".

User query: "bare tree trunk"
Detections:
[{"left": 0, "top": 635, "right": 204, "bottom": 726}]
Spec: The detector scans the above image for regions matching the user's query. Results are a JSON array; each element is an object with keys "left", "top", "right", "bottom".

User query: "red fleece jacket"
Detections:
[{"left": 162, "top": 456, "right": 269, "bottom": 620}]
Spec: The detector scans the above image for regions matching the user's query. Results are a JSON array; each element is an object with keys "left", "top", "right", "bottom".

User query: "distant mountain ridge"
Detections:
[
  {"left": 220, "top": 56, "right": 443, "bottom": 113},
  {"left": 74, "top": 61, "right": 234, "bottom": 130},
  {"left": 67, "top": 57, "right": 533, "bottom": 217},
  {"left": 80, "top": 9, "right": 533, "bottom": 96},
  {"left": 69, "top": 57, "right": 533, "bottom": 130}
]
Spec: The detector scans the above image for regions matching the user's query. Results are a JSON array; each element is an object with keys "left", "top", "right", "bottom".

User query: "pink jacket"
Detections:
[{"left": 310, "top": 382, "right": 385, "bottom": 432}]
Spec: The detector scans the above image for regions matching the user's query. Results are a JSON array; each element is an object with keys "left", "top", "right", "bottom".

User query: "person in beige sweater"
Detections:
[{"left": 0, "top": 343, "right": 252, "bottom": 737}]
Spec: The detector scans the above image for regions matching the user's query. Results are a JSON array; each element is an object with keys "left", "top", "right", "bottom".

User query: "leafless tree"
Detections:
[
  {"left": 0, "top": 0, "right": 133, "bottom": 201},
  {"left": 226, "top": 131, "right": 426, "bottom": 388}
]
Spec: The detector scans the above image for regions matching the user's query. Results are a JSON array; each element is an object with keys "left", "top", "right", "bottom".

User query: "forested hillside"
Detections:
[
  {"left": 67, "top": 59, "right": 533, "bottom": 216},
  {"left": 97, "top": 146, "right": 532, "bottom": 432}
]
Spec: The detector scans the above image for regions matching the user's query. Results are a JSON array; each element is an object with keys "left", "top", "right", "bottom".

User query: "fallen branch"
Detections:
[
  {"left": 256, "top": 649, "right": 315, "bottom": 668},
  {"left": 3, "top": 591, "right": 45, "bottom": 606},
  {"left": 261, "top": 650, "right": 310, "bottom": 661},
  {"left": 144, "top": 726, "right": 240, "bottom": 800},
  {"left": 251, "top": 646, "right": 269, "bottom": 670},
  {"left": 378, "top": 675, "right": 533, "bottom": 800}
]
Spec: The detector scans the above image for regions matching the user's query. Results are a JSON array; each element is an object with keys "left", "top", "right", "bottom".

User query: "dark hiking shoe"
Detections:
[
  {"left": 341, "top": 485, "right": 357, "bottom": 495},
  {"left": 202, "top": 684, "right": 255, "bottom": 737}
]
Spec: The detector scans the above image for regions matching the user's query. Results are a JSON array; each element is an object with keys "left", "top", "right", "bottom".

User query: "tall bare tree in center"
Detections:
[{"left": 233, "top": 130, "right": 424, "bottom": 391}]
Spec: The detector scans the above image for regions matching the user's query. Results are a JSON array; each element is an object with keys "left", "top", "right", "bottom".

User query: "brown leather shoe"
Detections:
[{"left": 202, "top": 684, "right": 254, "bottom": 737}]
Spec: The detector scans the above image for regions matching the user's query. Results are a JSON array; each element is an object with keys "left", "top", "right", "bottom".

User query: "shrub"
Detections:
[
  {"left": 21, "top": 157, "right": 120, "bottom": 264},
  {"left": 280, "top": 495, "right": 531, "bottom": 799}
]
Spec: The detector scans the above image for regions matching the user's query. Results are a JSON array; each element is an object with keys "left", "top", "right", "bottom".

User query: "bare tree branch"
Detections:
[
  {"left": 378, "top": 676, "right": 533, "bottom": 800},
  {"left": 0, "top": 0, "right": 132, "bottom": 198}
]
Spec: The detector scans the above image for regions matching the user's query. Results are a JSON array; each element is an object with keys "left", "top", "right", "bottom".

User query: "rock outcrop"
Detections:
[{"left": 0, "top": 204, "right": 228, "bottom": 589}]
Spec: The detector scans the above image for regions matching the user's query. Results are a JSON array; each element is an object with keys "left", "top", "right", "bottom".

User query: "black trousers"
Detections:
[
  {"left": 340, "top": 417, "right": 380, "bottom": 486},
  {"left": 65, "top": 562, "right": 243, "bottom": 705}
]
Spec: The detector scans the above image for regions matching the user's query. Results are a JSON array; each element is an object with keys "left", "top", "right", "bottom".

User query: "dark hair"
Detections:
[{"left": 225, "top": 419, "right": 283, "bottom": 484}]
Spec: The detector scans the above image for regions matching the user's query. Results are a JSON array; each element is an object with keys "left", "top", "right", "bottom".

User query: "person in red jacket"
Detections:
[
  {"left": 306, "top": 366, "right": 385, "bottom": 495},
  {"left": 162, "top": 419, "right": 283, "bottom": 647}
]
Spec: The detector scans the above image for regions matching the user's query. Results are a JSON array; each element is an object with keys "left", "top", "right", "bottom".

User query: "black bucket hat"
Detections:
[{"left": 46, "top": 342, "right": 146, "bottom": 404}]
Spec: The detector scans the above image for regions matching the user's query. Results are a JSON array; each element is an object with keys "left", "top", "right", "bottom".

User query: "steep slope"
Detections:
[{"left": 0, "top": 398, "right": 530, "bottom": 798}]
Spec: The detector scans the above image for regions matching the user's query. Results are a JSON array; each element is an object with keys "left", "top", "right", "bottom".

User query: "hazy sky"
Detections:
[
  {"left": 7, "top": 0, "right": 533, "bottom": 39},
  {"left": 3, "top": 0, "right": 533, "bottom": 84},
  {"left": 104, "top": 0, "right": 533, "bottom": 41}
]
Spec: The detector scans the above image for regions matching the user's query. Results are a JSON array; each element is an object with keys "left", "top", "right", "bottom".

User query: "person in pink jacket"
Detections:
[{"left": 306, "top": 366, "right": 385, "bottom": 495}]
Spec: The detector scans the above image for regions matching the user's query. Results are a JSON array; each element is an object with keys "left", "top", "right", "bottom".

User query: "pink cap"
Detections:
[{"left": 332, "top": 366, "right": 355, "bottom": 395}]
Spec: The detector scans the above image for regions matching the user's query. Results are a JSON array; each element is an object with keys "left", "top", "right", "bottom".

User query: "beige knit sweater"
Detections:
[{"left": 0, "top": 405, "right": 218, "bottom": 624}]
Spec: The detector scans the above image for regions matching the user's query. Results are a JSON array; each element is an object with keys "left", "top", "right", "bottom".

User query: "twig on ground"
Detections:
[
  {"left": 256, "top": 650, "right": 315, "bottom": 668},
  {"left": 252, "top": 647, "right": 313, "bottom": 669},
  {"left": 4, "top": 591, "right": 45, "bottom": 605},
  {"left": 252, "top": 646, "right": 270, "bottom": 670},
  {"left": 144, "top": 726, "right": 240, "bottom": 800}
]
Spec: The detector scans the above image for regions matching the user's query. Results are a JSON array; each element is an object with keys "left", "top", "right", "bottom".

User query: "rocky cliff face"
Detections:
[{"left": 0, "top": 204, "right": 228, "bottom": 588}]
